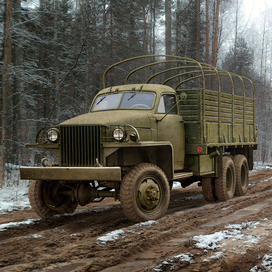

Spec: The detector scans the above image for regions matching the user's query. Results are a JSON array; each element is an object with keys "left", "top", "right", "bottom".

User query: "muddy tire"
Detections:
[
  {"left": 215, "top": 156, "right": 236, "bottom": 201},
  {"left": 202, "top": 177, "right": 217, "bottom": 202},
  {"left": 28, "top": 180, "right": 78, "bottom": 218},
  {"left": 233, "top": 155, "right": 249, "bottom": 196},
  {"left": 120, "top": 163, "right": 170, "bottom": 223}
]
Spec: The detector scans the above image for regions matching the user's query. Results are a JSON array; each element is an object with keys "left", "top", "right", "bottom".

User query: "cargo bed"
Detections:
[{"left": 178, "top": 88, "right": 257, "bottom": 155}]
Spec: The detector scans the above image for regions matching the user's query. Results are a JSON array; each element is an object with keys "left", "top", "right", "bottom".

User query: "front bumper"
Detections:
[{"left": 20, "top": 166, "right": 121, "bottom": 181}]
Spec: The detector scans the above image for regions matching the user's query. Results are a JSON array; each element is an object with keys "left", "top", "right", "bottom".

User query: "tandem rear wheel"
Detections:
[{"left": 202, "top": 155, "right": 249, "bottom": 202}]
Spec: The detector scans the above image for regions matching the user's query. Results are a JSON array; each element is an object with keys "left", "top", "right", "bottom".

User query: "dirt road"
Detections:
[{"left": 1, "top": 168, "right": 272, "bottom": 272}]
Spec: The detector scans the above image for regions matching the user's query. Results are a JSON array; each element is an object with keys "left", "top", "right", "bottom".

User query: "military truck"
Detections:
[{"left": 20, "top": 55, "right": 258, "bottom": 223}]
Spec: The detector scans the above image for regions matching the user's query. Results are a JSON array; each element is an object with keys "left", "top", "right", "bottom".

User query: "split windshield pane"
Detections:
[
  {"left": 120, "top": 93, "right": 154, "bottom": 109},
  {"left": 92, "top": 92, "right": 155, "bottom": 111},
  {"left": 92, "top": 93, "right": 122, "bottom": 111}
]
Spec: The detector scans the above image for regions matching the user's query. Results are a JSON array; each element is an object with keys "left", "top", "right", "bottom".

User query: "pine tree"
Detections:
[
  {"left": 222, "top": 37, "right": 253, "bottom": 76},
  {"left": 174, "top": 0, "right": 204, "bottom": 61}
]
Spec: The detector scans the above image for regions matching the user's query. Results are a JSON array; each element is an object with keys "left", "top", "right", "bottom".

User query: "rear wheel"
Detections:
[
  {"left": 28, "top": 180, "right": 78, "bottom": 218},
  {"left": 215, "top": 156, "right": 236, "bottom": 201},
  {"left": 233, "top": 155, "right": 249, "bottom": 196},
  {"left": 202, "top": 177, "right": 217, "bottom": 202},
  {"left": 120, "top": 163, "right": 170, "bottom": 223}
]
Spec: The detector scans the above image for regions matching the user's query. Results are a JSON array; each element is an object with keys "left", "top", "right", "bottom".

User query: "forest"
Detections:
[{"left": 0, "top": 0, "right": 271, "bottom": 185}]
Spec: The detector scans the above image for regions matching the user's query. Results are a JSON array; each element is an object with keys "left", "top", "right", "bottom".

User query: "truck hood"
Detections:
[{"left": 60, "top": 110, "right": 152, "bottom": 128}]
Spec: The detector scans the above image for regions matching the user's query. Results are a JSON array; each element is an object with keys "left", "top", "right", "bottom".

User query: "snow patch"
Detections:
[
  {"left": 193, "top": 221, "right": 262, "bottom": 251},
  {"left": 260, "top": 177, "right": 272, "bottom": 184},
  {"left": 226, "top": 221, "right": 261, "bottom": 230},
  {"left": 251, "top": 162, "right": 272, "bottom": 172},
  {"left": 24, "top": 234, "right": 42, "bottom": 239},
  {"left": 0, "top": 219, "right": 38, "bottom": 232},
  {"left": 97, "top": 229, "right": 125, "bottom": 244},
  {"left": 173, "top": 181, "right": 182, "bottom": 189},
  {"left": 250, "top": 254, "right": 272, "bottom": 271},
  {"left": 0, "top": 179, "right": 30, "bottom": 214},
  {"left": 153, "top": 253, "right": 194, "bottom": 271},
  {"left": 96, "top": 220, "right": 159, "bottom": 245},
  {"left": 136, "top": 220, "right": 158, "bottom": 228}
]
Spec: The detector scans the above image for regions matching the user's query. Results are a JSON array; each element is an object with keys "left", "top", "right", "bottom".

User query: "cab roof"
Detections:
[{"left": 98, "top": 84, "right": 177, "bottom": 96}]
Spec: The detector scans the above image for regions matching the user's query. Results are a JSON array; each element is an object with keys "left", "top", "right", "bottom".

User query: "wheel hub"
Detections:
[
  {"left": 138, "top": 178, "right": 161, "bottom": 211},
  {"left": 43, "top": 181, "right": 67, "bottom": 210}
]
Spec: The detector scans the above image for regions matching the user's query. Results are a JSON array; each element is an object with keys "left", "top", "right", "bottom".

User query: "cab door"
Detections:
[{"left": 156, "top": 94, "right": 185, "bottom": 171}]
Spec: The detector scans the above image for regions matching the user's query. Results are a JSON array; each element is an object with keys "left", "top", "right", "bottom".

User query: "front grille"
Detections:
[{"left": 60, "top": 126, "right": 102, "bottom": 167}]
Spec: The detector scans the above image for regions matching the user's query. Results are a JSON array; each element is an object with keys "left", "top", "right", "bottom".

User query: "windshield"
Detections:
[{"left": 92, "top": 92, "right": 155, "bottom": 111}]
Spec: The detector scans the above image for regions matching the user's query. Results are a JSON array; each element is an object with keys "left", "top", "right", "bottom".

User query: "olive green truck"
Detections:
[{"left": 20, "top": 55, "right": 258, "bottom": 223}]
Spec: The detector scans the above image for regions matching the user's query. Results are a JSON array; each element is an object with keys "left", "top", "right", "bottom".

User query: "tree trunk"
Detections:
[
  {"left": 151, "top": 0, "right": 157, "bottom": 55},
  {"left": 196, "top": 0, "right": 201, "bottom": 61},
  {"left": 165, "top": 0, "right": 171, "bottom": 57},
  {"left": 233, "top": 0, "right": 239, "bottom": 71},
  {"left": 212, "top": 0, "right": 220, "bottom": 67},
  {"left": 0, "top": 0, "right": 14, "bottom": 186},
  {"left": 142, "top": 2, "right": 148, "bottom": 54},
  {"left": 175, "top": 0, "right": 181, "bottom": 56},
  {"left": 13, "top": 0, "right": 22, "bottom": 166},
  {"left": 205, "top": 0, "right": 210, "bottom": 64},
  {"left": 165, "top": 0, "right": 171, "bottom": 78}
]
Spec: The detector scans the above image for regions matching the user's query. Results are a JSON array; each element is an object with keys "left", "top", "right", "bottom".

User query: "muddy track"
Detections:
[{"left": 1, "top": 168, "right": 272, "bottom": 272}]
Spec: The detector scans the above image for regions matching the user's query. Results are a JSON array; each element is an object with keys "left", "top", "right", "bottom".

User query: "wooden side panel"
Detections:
[{"left": 178, "top": 89, "right": 257, "bottom": 155}]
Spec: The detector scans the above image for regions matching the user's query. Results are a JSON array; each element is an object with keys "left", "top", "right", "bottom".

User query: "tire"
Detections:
[
  {"left": 202, "top": 177, "right": 217, "bottom": 202},
  {"left": 215, "top": 156, "right": 236, "bottom": 201},
  {"left": 28, "top": 180, "right": 78, "bottom": 218},
  {"left": 233, "top": 155, "right": 249, "bottom": 196},
  {"left": 120, "top": 163, "right": 170, "bottom": 223}
]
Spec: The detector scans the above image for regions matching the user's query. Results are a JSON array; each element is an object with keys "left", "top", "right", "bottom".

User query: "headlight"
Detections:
[
  {"left": 47, "top": 128, "right": 60, "bottom": 143},
  {"left": 113, "top": 127, "right": 126, "bottom": 141}
]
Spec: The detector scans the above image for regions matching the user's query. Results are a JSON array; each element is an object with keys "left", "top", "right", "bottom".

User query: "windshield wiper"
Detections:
[
  {"left": 127, "top": 93, "right": 136, "bottom": 101},
  {"left": 127, "top": 85, "right": 143, "bottom": 101},
  {"left": 96, "top": 96, "right": 106, "bottom": 105}
]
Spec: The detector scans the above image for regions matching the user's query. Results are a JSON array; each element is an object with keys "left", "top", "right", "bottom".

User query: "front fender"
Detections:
[{"left": 104, "top": 141, "right": 174, "bottom": 180}]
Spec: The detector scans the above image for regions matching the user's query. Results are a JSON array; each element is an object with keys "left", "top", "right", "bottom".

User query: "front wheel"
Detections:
[
  {"left": 120, "top": 163, "right": 170, "bottom": 223},
  {"left": 28, "top": 180, "right": 78, "bottom": 218}
]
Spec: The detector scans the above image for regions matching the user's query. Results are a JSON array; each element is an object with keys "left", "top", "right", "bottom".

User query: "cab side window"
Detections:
[{"left": 158, "top": 94, "right": 177, "bottom": 114}]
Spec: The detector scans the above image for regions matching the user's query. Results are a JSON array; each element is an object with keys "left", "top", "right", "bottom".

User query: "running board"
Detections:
[{"left": 173, "top": 172, "right": 193, "bottom": 181}]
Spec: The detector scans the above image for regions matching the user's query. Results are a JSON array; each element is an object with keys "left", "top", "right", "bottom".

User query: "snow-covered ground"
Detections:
[{"left": 0, "top": 180, "right": 30, "bottom": 214}]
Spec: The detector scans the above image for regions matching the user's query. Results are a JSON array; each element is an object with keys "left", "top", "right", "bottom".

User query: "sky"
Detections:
[{"left": 244, "top": 0, "right": 272, "bottom": 20}]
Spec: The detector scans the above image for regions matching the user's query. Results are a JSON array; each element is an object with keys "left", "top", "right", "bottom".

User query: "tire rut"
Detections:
[{"left": 1, "top": 168, "right": 272, "bottom": 271}]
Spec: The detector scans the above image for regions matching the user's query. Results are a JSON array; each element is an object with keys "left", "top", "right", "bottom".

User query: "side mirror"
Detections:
[{"left": 179, "top": 92, "right": 187, "bottom": 101}]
